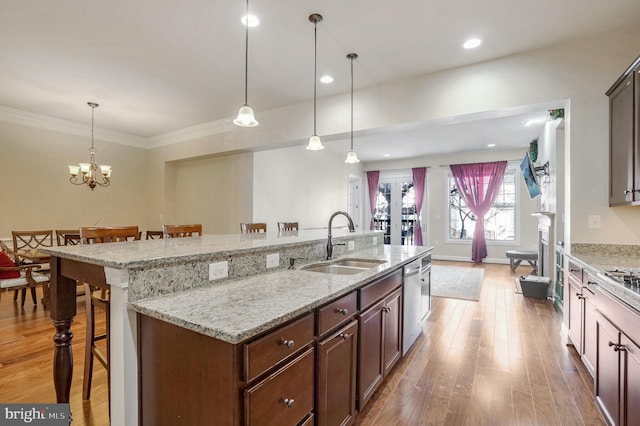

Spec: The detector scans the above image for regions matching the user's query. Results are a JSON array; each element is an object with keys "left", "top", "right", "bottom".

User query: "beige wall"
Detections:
[
  {"left": 253, "top": 146, "right": 365, "bottom": 231},
  {"left": 0, "top": 120, "right": 150, "bottom": 239},
  {"left": 170, "top": 153, "right": 253, "bottom": 234}
]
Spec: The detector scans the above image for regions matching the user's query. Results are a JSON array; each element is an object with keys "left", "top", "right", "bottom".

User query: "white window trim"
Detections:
[{"left": 445, "top": 163, "right": 521, "bottom": 246}]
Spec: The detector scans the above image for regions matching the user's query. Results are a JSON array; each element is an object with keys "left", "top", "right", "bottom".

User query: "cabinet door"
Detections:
[
  {"left": 609, "top": 73, "right": 635, "bottom": 205},
  {"left": 382, "top": 288, "right": 402, "bottom": 376},
  {"left": 358, "top": 299, "right": 385, "bottom": 410},
  {"left": 567, "top": 275, "right": 583, "bottom": 349},
  {"left": 582, "top": 288, "right": 596, "bottom": 376},
  {"left": 621, "top": 333, "right": 640, "bottom": 426},
  {"left": 317, "top": 320, "right": 358, "bottom": 426},
  {"left": 595, "top": 313, "right": 620, "bottom": 426}
]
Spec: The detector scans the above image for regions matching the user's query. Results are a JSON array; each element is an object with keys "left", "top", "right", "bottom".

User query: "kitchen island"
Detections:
[{"left": 42, "top": 229, "right": 431, "bottom": 425}]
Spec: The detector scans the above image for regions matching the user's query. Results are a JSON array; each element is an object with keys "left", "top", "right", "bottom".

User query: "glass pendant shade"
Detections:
[
  {"left": 345, "top": 149, "right": 360, "bottom": 164},
  {"left": 233, "top": 104, "right": 258, "bottom": 127},
  {"left": 306, "top": 134, "right": 324, "bottom": 150}
]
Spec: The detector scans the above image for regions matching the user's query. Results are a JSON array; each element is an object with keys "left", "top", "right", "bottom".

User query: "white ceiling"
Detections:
[{"left": 2, "top": 0, "right": 639, "bottom": 159}]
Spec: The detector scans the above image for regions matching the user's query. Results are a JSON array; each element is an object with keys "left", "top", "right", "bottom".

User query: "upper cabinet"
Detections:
[{"left": 607, "top": 54, "right": 640, "bottom": 206}]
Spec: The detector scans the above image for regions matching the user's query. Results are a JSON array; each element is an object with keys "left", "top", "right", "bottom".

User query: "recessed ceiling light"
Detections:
[
  {"left": 241, "top": 14, "right": 259, "bottom": 27},
  {"left": 383, "top": 154, "right": 391, "bottom": 157},
  {"left": 487, "top": 143, "right": 496, "bottom": 148},
  {"left": 463, "top": 38, "right": 482, "bottom": 49},
  {"left": 320, "top": 75, "right": 333, "bottom": 84}
]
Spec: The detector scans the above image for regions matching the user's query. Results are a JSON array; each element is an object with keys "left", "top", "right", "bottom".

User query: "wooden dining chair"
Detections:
[
  {"left": 277, "top": 222, "right": 299, "bottom": 231},
  {"left": 162, "top": 224, "right": 202, "bottom": 238},
  {"left": 11, "top": 230, "right": 53, "bottom": 305},
  {"left": 79, "top": 226, "right": 140, "bottom": 405},
  {"left": 240, "top": 223, "right": 267, "bottom": 233},
  {"left": 0, "top": 241, "right": 49, "bottom": 307},
  {"left": 145, "top": 230, "right": 164, "bottom": 239},
  {"left": 55, "top": 229, "right": 80, "bottom": 246}
]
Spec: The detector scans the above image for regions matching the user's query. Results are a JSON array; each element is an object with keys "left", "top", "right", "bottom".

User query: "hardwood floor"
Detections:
[
  {"left": 0, "top": 261, "right": 604, "bottom": 425},
  {"left": 356, "top": 261, "right": 605, "bottom": 426}
]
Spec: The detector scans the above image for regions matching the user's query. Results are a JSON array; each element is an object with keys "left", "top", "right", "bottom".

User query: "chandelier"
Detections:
[{"left": 68, "top": 102, "right": 111, "bottom": 190}]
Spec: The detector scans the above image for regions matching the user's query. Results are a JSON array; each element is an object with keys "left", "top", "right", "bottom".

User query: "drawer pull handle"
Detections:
[
  {"left": 336, "top": 308, "right": 349, "bottom": 315},
  {"left": 283, "top": 398, "right": 295, "bottom": 408},
  {"left": 282, "top": 340, "right": 294, "bottom": 349},
  {"left": 339, "top": 333, "right": 351, "bottom": 340},
  {"left": 608, "top": 341, "right": 626, "bottom": 352}
]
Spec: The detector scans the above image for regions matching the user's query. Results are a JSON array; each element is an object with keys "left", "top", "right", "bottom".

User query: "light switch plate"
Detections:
[
  {"left": 588, "top": 215, "right": 601, "bottom": 229},
  {"left": 348, "top": 241, "right": 355, "bottom": 251},
  {"left": 266, "top": 253, "right": 279, "bottom": 269},
  {"left": 373, "top": 236, "right": 378, "bottom": 245},
  {"left": 209, "top": 261, "right": 228, "bottom": 280}
]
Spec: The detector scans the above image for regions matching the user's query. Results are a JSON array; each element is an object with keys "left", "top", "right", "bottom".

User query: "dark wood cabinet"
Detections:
[
  {"left": 382, "top": 288, "right": 402, "bottom": 376},
  {"left": 139, "top": 265, "right": 410, "bottom": 426},
  {"left": 317, "top": 320, "right": 358, "bottom": 426},
  {"left": 357, "top": 287, "right": 403, "bottom": 410},
  {"left": 244, "top": 348, "right": 315, "bottom": 426},
  {"left": 607, "top": 55, "right": 640, "bottom": 206},
  {"left": 594, "top": 285, "right": 640, "bottom": 426}
]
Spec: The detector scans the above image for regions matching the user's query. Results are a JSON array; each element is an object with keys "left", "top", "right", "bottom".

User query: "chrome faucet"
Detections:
[{"left": 326, "top": 211, "right": 356, "bottom": 260}]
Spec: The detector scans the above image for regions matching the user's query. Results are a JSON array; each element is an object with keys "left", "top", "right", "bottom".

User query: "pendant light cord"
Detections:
[
  {"left": 243, "top": 0, "right": 249, "bottom": 106},
  {"left": 91, "top": 105, "right": 95, "bottom": 150},
  {"left": 350, "top": 56, "right": 354, "bottom": 150},
  {"left": 313, "top": 20, "right": 318, "bottom": 135}
]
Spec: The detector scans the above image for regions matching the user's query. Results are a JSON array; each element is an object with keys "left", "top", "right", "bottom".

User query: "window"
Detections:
[
  {"left": 447, "top": 167, "right": 517, "bottom": 242},
  {"left": 373, "top": 173, "right": 418, "bottom": 245}
]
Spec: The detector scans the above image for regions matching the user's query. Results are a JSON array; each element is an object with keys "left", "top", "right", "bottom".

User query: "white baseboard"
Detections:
[{"left": 432, "top": 254, "right": 510, "bottom": 265}]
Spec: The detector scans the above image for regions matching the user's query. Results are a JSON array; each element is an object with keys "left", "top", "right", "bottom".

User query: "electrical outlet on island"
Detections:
[
  {"left": 348, "top": 241, "right": 355, "bottom": 251},
  {"left": 266, "top": 253, "right": 279, "bottom": 269},
  {"left": 209, "top": 261, "right": 228, "bottom": 281}
]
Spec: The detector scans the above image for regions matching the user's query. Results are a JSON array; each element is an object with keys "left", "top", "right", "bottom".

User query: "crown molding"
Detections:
[
  {"left": 0, "top": 105, "right": 148, "bottom": 148},
  {"left": 145, "top": 117, "right": 235, "bottom": 149}
]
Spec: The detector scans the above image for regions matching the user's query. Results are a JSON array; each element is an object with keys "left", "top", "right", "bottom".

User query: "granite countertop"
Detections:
[
  {"left": 130, "top": 244, "right": 432, "bottom": 344},
  {"left": 40, "top": 228, "right": 378, "bottom": 269},
  {"left": 568, "top": 244, "right": 640, "bottom": 312}
]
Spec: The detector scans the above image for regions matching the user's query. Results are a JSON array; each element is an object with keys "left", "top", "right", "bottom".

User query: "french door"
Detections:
[{"left": 373, "top": 172, "right": 418, "bottom": 245}]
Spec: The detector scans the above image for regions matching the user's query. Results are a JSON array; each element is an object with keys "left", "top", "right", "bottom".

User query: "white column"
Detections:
[{"left": 105, "top": 267, "right": 138, "bottom": 426}]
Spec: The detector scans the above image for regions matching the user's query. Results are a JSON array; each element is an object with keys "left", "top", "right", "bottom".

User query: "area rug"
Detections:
[{"left": 431, "top": 265, "right": 484, "bottom": 301}]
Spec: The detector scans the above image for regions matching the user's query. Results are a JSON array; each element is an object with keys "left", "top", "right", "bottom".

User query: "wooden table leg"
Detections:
[{"left": 49, "top": 257, "right": 77, "bottom": 403}]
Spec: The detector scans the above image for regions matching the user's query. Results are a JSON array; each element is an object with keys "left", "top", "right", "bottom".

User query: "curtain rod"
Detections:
[
  {"left": 366, "top": 166, "right": 432, "bottom": 173},
  {"left": 438, "top": 159, "right": 521, "bottom": 167}
]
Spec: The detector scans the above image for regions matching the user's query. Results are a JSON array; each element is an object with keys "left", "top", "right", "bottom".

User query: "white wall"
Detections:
[
  {"left": 366, "top": 148, "right": 539, "bottom": 262},
  {"left": 253, "top": 146, "right": 365, "bottom": 230},
  {"left": 0, "top": 120, "right": 150, "bottom": 238}
]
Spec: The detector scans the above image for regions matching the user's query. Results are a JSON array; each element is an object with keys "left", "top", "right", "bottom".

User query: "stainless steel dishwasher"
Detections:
[{"left": 403, "top": 254, "right": 431, "bottom": 355}]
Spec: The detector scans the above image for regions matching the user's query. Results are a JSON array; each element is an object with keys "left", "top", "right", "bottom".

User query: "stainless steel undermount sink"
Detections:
[{"left": 301, "top": 258, "right": 386, "bottom": 275}]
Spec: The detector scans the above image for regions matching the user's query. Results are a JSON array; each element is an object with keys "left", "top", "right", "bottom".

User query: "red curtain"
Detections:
[
  {"left": 411, "top": 167, "right": 426, "bottom": 246},
  {"left": 450, "top": 161, "right": 507, "bottom": 263},
  {"left": 366, "top": 171, "right": 380, "bottom": 230}
]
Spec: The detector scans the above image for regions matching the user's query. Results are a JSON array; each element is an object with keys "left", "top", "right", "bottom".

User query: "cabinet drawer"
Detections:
[
  {"left": 244, "top": 347, "right": 314, "bottom": 426},
  {"left": 359, "top": 268, "right": 402, "bottom": 310},
  {"left": 317, "top": 291, "right": 358, "bottom": 336},
  {"left": 567, "top": 260, "right": 582, "bottom": 282},
  {"left": 244, "top": 313, "right": 314, "bottom": 382}
]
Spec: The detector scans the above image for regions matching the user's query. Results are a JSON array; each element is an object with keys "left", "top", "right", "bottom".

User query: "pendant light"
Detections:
[
  {"left": 306, "top": 14, "right": 324, "bottom": 150},
  {"left": 234, "top": 0, "right": 258, "bottom": 127},
  {"left": 345, "top": 53, "right": 360, "bottom": 163}
]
